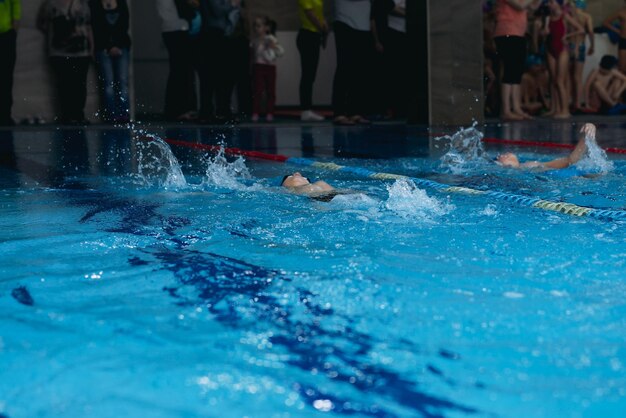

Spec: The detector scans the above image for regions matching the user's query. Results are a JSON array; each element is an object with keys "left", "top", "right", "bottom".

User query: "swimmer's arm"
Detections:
[
  {"left": 520, "top": 161, "right": 544, "bottom": 169},
  {"left": 543, "top": 124, "right": 594, "bottom": 169},
  {"left": 541, "top": 157, "right": 571, "bottom": 170},
  {"left": 544, "top": 123, "right": 596, "bottom": 168}
]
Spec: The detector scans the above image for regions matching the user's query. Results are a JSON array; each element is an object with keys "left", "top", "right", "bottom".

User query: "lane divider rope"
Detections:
[{"left": 163, "top": 138, "right": 626, "bottom": 222}]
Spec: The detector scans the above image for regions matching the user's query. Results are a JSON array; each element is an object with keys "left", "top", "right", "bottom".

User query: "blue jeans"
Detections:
[{"left": 96, "top": 48, "right": 130, "bottom": 122}]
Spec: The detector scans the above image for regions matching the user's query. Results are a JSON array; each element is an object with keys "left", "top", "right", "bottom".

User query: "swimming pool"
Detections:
[{"left": 1, "top": 121, "right": 625, "bottom": 417}]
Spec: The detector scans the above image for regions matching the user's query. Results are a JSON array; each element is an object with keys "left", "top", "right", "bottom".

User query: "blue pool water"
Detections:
[{"left": 1, "top": 122, "right": 626, "bottom": 417}]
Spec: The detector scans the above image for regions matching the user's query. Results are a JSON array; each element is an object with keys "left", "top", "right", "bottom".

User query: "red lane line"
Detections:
[
  {"left": 161, "top": 135, "right": 626, "bottom": 159},
  {"left": 164, "top": 138, "right": 289, "bottom": 162},
  {"left": 482, "top": 137, "right": 626, "bottom": 155}
]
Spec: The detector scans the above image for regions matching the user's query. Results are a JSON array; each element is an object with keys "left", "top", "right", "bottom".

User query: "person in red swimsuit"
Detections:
[{"left": 543, "top": 0, "right": 584, "bottom": 118}]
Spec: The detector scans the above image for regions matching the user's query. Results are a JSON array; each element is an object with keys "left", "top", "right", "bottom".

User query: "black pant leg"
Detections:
[
  {"left": 233, "top": 37, "right": 252, "bottom": 116},
  {"left": 0, "top": 30, "right": 17, "bottom": 124},
  {"left": 297, "top": 29, "right": 321, "bottom": 109},
  {"left": 50, "top": 57, "right": 69, "bottom": 122},
  {"left": 347, "top": 28, "right": 372, "bottom": 116},
  {"left": 216, "top": 36, "right": 234, "bottom": 118},
  {"left": 332, "top": 21, "right": 354, "bottom": 116},
  {"left": 163, "top": 31, "right": 196, "bottom": 119},
  {"left": 71, "top": 57, "right": 91, "bottom": 121},
  {"left": 385, "top": 29, "right": 408, "bottom": 117}
]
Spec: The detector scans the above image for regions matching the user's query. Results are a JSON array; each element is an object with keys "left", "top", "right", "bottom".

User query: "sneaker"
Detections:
[
  {"left": 301, "top": 110, "right": 325, "bottom": 121},
  {"left": 266, "top": 114, "right": 274, "bottom": 122},
  {"left": 251, "top": 113, "right": 260, "bottom": 122}
]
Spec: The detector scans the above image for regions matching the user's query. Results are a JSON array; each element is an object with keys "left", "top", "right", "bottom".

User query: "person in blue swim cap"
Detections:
[{"left": 497, "top": 123, "right": 596, "bottom": 169}]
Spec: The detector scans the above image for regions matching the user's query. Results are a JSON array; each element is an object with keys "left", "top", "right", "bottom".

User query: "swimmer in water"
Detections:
[
  {"left": 281, "top": 172, "right": 353, "bottom": 202},
  {"left": 496, "top": 123, "right": 596, "bottom": 169}
]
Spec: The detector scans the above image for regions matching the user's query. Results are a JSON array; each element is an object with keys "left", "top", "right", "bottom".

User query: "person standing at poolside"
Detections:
[
  {"left": 37, "top": 0, "right": 94, "bottom": 125},
  {"left": 603, "top": 1, "right": 626, "bottom": 75},
  {"left": 250, "top": 16, "right": 284, "bottom": 122},
  {"left": 543, "top": 0, "right": 584, "bottom": 119},
  {"left": 0, "top": 0, "right": 20, "bottom": 126},
  {"left": 331, "top": 0, "right": 372, "bottom": 126},
  {"left": 297, "top": 0, "right": 327, "bottom": 122},
  {"left": 90, "top": 0, "right": 132, "bottom": 124},
  {"left": 198, "top": 0, "right": 242, "bottom": 123},
  {"left": 569, "top": 0, "right": 594, "bottom": 112},
  {"left": 156, "top": 0, "right": 201, "bottom": 122},
  {"left": 493, "top": 0, "right": 542, "bottom": 121}
]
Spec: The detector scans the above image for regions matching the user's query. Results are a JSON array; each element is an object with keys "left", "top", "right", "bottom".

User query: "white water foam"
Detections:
[
  {"left": 133, "top": 134, "right": 187, "bottom": 189},
  {"left": 574, "top": 134, "right": 614, "bottom": 174},
  {"left": 202, "top": 144, "right": 261, "bottom": 191},
  {"left": 384, "top": 179, "right": 454, "bottom": 220},
  {"left": 438, "top": 125, "right": 487, "bottom": 174}
]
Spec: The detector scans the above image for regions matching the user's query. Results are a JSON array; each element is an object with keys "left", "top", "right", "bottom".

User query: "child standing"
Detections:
[
  {"left": 251, "top": 16, "right": 283, "bottom": 122},
  {"left": 543, "top": 0, "right": 583, "bottom": 119},
  {"left": 570, "top": 0, "right": 594, "bottom": 112}
]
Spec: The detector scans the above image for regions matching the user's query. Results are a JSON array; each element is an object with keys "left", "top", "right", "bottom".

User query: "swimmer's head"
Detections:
[
  {"left": 281, "top": 172, "right": 311, "bottom": 188},
  {"left": 496, "top": 152, "right": 521, "bottom": 168},
  {"left": 574, "top": 0, "right": 586, "bottom": 10}
]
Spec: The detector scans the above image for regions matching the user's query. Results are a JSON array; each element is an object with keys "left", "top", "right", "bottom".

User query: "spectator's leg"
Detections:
[
  {"left": 267, "top": 65, "right": 276, "bottom": 116},
  {"left": 252, "top": 64, "right": 263, "bottom": 116},
  {"left": 112, "top": 48, "right": 131, "bottom": 121},
  {"left": 163, "top": 31, "right": 196, "bottom": 120},
  {"left": 216, "top": 37, "right": 235, "bottom": 119},
  {"left": 72, "top": 57, "right": 91, "bottom": 122},
  {"left": 297, "top": 29, "right": 321, "bottom": 111},
  {"left": 233, "top": 38, "right": 252, "bottom": 117},
  {"left": 332, "top": 21, "right": 351, "bottom": 118},
  {"left": 0, "top": 29, "right": 17, "bottom": 125},
  {"left": 96, "top": 51, "right": 115, "bottom": 122}
]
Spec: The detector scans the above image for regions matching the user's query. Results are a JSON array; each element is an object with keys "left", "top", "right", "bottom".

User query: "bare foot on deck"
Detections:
[{"left": 501, "top": 112, "right": 524, "bottom": 121}]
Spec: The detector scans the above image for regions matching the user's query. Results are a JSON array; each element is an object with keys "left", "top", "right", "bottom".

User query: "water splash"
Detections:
[
  {"left": 575, "top": 134, "right": 614, "bottom": 174},
  {"left": 202, "top": 144, "right": 260, "bottom": 191},
  {"left": 438, "top": 125, "right": 487, "bottom": 173},
  {"left": 385, "top": 179, "right": 454, "bottom": 220},
  {"left": 133, "top": 134, "right": 187, "bottom": 189}
]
